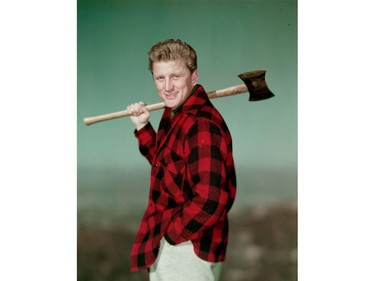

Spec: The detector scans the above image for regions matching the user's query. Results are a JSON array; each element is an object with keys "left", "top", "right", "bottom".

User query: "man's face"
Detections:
[{"left": 152, "top": 59, "right": 198, "bottom": 109}]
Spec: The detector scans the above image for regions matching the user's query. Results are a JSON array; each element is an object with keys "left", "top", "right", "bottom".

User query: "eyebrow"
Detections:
[{"left": 154, "top": 71, "right": 184, "bottom": 79}]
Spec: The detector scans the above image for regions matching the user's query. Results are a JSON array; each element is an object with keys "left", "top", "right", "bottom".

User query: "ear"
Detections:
[{"left": 191, "top": 69, "right": 199, "bottom": 85}]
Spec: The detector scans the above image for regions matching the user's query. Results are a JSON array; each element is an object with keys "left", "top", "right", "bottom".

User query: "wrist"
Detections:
[{"left": 135, "top": 122, "right": 148, "bottom": 131}]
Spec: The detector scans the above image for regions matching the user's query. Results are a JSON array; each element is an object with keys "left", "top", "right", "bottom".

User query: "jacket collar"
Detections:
[{"left": 175, "top": 84, "right": 209, "bottom": 117}]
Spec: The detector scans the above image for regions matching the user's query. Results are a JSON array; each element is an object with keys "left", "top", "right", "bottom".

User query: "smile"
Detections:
[{"left": 164, "top": 92, "right": 177, "bottom": 99}]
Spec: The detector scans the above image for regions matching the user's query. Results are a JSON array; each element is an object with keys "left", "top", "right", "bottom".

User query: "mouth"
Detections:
[{"left": 164, "top": 92, "right": 178, "bottom": 100}]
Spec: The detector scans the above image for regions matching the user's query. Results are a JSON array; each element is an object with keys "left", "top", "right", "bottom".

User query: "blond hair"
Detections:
[{"left": 148, "top": 39, "right": 197, "bottom": 74}]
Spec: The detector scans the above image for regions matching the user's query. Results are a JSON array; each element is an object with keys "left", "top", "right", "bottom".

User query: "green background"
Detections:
[{"left": 77, "top": 0, "right": 297, "bottom": 224}]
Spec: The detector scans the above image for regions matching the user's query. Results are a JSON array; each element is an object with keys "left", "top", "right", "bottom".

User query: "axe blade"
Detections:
[{"left": 238, "top": 70, "right": 275, "bottom": 101}]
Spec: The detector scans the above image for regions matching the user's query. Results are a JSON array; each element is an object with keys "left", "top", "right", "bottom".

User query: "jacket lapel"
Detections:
[{"left": 155, "top": 108, "right": 183, "bottom": 156}]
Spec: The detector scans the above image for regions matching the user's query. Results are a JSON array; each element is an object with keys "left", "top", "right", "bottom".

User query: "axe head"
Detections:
[{"left": 238, "top": 70, "right": 275, "bottom": 101}]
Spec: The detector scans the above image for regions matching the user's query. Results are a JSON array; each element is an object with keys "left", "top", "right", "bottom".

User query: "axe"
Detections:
[{"left": 83, "top": 70, "right": 274, "bottom": 126}]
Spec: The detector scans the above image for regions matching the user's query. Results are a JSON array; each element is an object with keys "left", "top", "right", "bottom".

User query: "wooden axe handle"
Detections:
[{"left": 83, "top": 84, "right": 248, "bottom": 126}]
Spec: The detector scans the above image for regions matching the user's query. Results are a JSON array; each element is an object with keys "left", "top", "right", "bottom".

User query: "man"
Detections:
[{"left": 126, "top": 39, "right": 236, "bottom": 281}]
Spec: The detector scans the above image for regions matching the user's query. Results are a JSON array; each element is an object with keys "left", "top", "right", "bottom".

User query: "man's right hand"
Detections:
[{"left": 126, "top": 102, "right": 151, "bottom": 131}]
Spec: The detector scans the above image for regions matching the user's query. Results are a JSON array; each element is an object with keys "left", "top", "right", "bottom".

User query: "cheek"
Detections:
[
  {"left": 154, "top": 81, "right": 163, "bottom": 91},
  {"left": 176, "top": 78, "right": 191, "bottom": 89}
]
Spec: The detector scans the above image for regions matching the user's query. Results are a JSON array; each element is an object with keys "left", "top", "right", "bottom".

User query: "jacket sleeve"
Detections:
[
  {"left": 134, "top": 122, "right": 157, "bottom": 165},
  {"left": 165, "top": 119, "right": 231, "bottom": 244}
]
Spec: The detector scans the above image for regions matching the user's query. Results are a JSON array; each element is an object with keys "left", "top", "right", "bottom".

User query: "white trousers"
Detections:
[{"left": 149, "top": 238, "right": 222, "bottom": 281}]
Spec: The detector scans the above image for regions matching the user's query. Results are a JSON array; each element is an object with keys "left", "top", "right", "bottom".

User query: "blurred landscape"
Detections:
[{"left": 78, "top": 200, "right": 297, "bottom": 281}]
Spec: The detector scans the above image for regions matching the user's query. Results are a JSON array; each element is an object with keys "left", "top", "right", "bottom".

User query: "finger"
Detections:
[{"left": 127, "top": 103, "right": 139, "bottom": 113}]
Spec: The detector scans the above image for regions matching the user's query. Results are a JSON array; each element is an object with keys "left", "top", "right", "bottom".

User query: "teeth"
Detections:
[{"left": 165, "top": 93, "right": 176, "bottom": 99}]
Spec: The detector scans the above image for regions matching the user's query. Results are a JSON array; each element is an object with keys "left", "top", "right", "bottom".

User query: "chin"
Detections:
[{"left": 164, "top": 100, "right": 179, "bottom": 109}]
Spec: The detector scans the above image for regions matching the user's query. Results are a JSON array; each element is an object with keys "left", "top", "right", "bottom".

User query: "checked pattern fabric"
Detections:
[{"left": 130, "top": 85, "right": 237, "bottom": 271}]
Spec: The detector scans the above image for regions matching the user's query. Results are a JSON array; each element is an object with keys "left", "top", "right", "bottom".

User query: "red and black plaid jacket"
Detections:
[{"left": 130, "top": 85, "right": 236, "bottom": 272}]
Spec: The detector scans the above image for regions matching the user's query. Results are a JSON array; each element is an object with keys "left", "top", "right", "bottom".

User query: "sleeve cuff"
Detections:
[
  {"left": 164, "top": 233, "right": 177, "bottom": 245},
  {"left": 134, "top": 122, "right": 151, "bottom": 137}
]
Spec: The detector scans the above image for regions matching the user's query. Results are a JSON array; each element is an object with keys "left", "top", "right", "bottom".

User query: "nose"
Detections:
[{"left": 164, "top": 77, "right": 173, "bottom": 92}]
